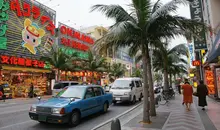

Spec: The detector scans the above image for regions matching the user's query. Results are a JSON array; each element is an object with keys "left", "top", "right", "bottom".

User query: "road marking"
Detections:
[{"left": 0, "top": 120, "right": 33, "bottom": 130}]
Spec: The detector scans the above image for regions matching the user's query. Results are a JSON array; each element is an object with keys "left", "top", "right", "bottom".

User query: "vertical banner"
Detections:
[
  {"left": 188, "top": 43, "right": 196, "bottom": 68},
  {"left": 189, "top": 0, "right": 207, "bottom": 50},
  {"left": 205, "top": 70, "right": 215, "bottom": 94}
]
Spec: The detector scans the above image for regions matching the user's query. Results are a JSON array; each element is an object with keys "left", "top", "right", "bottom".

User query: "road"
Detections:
[{"left": 0, "top": 99, "right": 141, "bottom": 130}]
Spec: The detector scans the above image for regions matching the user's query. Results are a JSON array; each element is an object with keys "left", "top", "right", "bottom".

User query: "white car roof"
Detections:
[{"left": 116, "top": 77, "right": 141, "bottom": 81}]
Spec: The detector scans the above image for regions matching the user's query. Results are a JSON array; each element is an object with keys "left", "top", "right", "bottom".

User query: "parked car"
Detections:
[
  {"left": 52, "top": 81, "right": 79, "bottom": 96},
  {"left": 29, "top": 85, "right": 113, "bottom": 126},
  {"left": 109, "top": 77, "right": 143, "bottom": 104}
]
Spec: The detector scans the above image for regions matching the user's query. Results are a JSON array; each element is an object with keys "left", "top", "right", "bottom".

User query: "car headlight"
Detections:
[
  {"left": 124, "top": 92, "right": 130, "bottom": 95},
  {"left": 52, "top": 108, "right": 65, "bottom": 114},
  {"left": 30, "top": 106, "right": 36, "bottom": 112}
]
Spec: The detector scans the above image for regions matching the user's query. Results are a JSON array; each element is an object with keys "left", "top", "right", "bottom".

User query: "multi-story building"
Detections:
[
  {"left": 80, "top": 26, "right": 135, "bottom": 77},
  {"left": 203, "top": 0, "right": 220, "bottom": 51}
]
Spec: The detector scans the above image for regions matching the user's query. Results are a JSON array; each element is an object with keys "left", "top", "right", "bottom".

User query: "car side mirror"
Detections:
[
  {"left": 37, "top": 96, "right": 41, "bottom": 100},
  {"left": 69, "top": 98, "right": 75, "bottom": 104}
]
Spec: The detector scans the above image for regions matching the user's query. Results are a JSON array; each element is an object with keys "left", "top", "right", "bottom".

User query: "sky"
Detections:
[{"left": 39, "top": 0, "right": 191, "bottom": 47}]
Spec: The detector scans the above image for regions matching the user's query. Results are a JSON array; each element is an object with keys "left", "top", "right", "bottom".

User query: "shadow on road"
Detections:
[{"left": 28, "top": 102, "right": 140, "bottom": 130}]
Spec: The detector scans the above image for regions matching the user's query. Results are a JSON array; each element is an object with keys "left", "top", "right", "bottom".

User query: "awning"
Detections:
[
  {"left": 207, "top": 30, "right": 220, "bottom": 63},
  {"left": 2, "top": 65, "right": 51, "bottom": 73}
]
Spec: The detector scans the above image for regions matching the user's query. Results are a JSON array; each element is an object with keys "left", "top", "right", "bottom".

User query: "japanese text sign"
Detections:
[
  {"left": 0, "top": 55, "right": 45, "bottom": 68},
  {"left": 0, "top": 0, "right": 56, "bottom": 59},
  {"left": 188, "top": 43, "right": 195, "bottom": 68},
  {"left": 189, "top": 0, "right": 207, "bottom": 50}
]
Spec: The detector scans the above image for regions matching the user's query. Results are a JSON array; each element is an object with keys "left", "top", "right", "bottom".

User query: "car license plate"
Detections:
[
  {"left": 115, "top": 98, "right": 120, "bottom": 100},
  {"left": 38, "top": 115, "right": 47, "bottom": 122}
]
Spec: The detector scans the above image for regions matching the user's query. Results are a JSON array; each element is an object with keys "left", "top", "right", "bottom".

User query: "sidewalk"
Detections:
[{"left": 122, "top": 95, "right": 218, "bottom": 130}]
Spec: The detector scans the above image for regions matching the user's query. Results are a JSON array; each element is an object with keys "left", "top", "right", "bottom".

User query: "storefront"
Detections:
[
  {"left": 0, "top": 0, "right": 56, "bottom": 98},
  {"left": 59, "top": 70, "right": 102, "bottom": 85},
  {"left": 205, "top": 30, "right": 220, "bottom": 98}
]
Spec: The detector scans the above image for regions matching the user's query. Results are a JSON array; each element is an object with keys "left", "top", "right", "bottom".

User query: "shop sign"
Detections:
[
  {"left": 58, "top": 23, "right": 94, "bottom": 59},
  {"left": 0, "top": 55, "right": 45, "bottom": 68},
  {"left": 215, "top": 68, "right": 220, "bottom": 98},
  {"left": 192, "top": 60, "right": 200, "bottom": 66},
  {"left": 61, "top": 47, "right": 88, "bottom": 59},
  {"left": 0, "top": 0, "right": 56, "bottom": 59},
  {"left": 188, "top": 43, "right": 195, "bottom": 68},
  {"left": 0, "top": 0, "right": 9, "bottom": 50},
  {"left": 189, "top": 0, "right": 207, "bottom": 50},
  {"left": 205, "top": 70, "right": 215, "bottom": 94}
]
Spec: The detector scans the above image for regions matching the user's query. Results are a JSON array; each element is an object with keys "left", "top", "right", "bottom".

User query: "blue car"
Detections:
[{"left": 29, "top": 85, "right": 113, "bottom": 126}]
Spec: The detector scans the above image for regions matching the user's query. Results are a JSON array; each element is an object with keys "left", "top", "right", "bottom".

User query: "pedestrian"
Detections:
[
  {"left": 197, "top": 80, "right": 208, "bottom": 110},
  {"left": 0, "top": 84, "right": 5, "bottom": 102},
  {"left": 181, "top": 80, "right": 193, "bottom": 111},
  {"left": 177, "top": 83, "right": 181, "bottom": 94},
  {"left": 29, "top": 83, "right": 34, "bottom": 98}
]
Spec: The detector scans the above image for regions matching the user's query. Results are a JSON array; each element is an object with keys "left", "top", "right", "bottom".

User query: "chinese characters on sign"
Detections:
[
  {"left": 0, "top": 55, "right": 45, "bottom": 68},
  {"left": 59, "top": 23, "right": 94, "bottom": 59},
  {"left": 10, "top": 0, "right": 55, "bottom": 35},
  {"left": 189, "top": 0, "right": 207, "bottom": 50},
  {"left": 205, "top": 70, "right": 215, "bottom": 94},
  {"left": 0, "top": 0, "right": 9, "bottom": 50}
]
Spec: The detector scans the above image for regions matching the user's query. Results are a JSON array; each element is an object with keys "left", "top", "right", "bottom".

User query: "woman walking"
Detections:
[
  {"left": 182, "top": 80, "right": 193, "bottom": 111},
  {"left": 197, "top": 80, "right": 208, "bottom": 110}
]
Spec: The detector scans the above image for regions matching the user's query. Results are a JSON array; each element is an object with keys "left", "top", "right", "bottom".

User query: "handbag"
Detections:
[{"left": 193, "top": 92, "right": 198, "bottom": 96}]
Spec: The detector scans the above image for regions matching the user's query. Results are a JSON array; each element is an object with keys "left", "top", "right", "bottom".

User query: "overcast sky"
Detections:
[{"left": 39, "top": 0, "right": 191, "bottom": 47}]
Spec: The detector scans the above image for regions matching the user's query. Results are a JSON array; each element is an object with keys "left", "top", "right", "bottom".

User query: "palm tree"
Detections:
[
  {"left": 153, "top": 43, "right": 188, "bottom": 89},
  {"left": 91, "top": 0, "right": 206, "bottom": 122},
  {"left": 169, "top": 62, "right": 188, "bottom": 85},
  {"left": 82, "top": 51, "right": 107, "bottom": 84},
  {"left": 154, "top": 72, "right": 163, "bottom": 86},
  {"left": 41, "top": 45, "right": 79, "bottom": 81},
  {"left": 109, "top": 63, "right": 126, "bottom": 79},
  {"left": 132, "top": 68, "right": 143, "bottom": 78}
]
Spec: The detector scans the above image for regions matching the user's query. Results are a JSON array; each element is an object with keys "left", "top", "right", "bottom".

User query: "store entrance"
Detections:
[{"left": 0, "top": 70, "right": 51, "bottom": 98}]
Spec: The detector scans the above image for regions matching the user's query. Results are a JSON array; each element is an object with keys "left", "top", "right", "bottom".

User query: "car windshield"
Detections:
[
  {"left": 112, "top": 80, "right": 131, "bottom": 89},
  {"left": 56, "top": 87, "right": 85, "bottom": 99}
]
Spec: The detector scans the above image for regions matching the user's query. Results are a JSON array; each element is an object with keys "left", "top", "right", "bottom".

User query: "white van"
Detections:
[
  {"left": 109, "top": 77, "right": 143, "bottom": 104},
  {"left": 52, "top": 81, "right": 79, "bottom": 96}
]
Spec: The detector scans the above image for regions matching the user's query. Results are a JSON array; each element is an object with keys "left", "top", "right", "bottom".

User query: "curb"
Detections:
[{"left": 91, "top": 101, "right": 143, "bottom": 130}]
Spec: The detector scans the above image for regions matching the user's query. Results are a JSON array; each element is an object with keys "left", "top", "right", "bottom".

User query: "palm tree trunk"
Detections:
[
  {"left": 57, "top": 69, "right": 60, "bottom": 82},
  {"left": 164, "top": 68, "right": 169, "bottom": 90},
  {"left": 145, "top": 48, "right": 156, "bottom": 116},
  {"left": 169, "top": 73, "right": 172, "bottom": 87},
  {"left": 142, "top": 48, "right": 151, "bottom": 123}
]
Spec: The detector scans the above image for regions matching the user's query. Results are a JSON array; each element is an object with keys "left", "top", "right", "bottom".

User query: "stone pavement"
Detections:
[{"left": 122, "top": 95, "right": 218, "bottom": 130}]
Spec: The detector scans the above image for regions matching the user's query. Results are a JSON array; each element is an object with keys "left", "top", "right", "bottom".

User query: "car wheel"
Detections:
[
  {"left": 68, "top": 111, "right": 80, "bottom": 127},
  {"left": 112, "top": 100, "right": 117, "bottom": 104},
  {"left": 103, "top": 102, "right": 109, "bottom": 113},
  {"left": 139, "top": 93, "right": 143, "bottom": 101},
  {"left": 132, "top": 96, "right": 136, "bottom": 104}
]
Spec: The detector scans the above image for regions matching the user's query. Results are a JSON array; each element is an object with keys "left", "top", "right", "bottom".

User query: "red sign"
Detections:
[
  {"left": 0, "top": 55, "right": 45, "bottom": 68},
  {"left": 192, "top": 60, "right": 201, "bottom": 66},
  {"left": 60, "top": 26, "right": 94, "bottom": 44},
  {"left": 61, "top": 37, "right": 89, "bottom": 51},
  {"left": 10, "top": 0, "right": 55, "bottom": 35}
]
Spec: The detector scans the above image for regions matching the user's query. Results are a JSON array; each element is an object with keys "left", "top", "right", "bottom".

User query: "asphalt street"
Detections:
[{"left": 0, "top": 99, "right": 141, "bottom": 130}]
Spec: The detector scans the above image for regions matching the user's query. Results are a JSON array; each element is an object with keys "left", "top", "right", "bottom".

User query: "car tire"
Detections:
[
  {"left": 68, "top": 111, "right": 80, "bottom": 127},
  {"left": 132, "top": 96, "right": 136, "bottom": 104},
  {"left": 103, "top": 102, "right": 109, "bottom": 113},
  {"left": 112, "top": 100, "right": 117, "bottom": 104},
  {"left": 139, "top": 93, "right": 143, "bottom": 101}
]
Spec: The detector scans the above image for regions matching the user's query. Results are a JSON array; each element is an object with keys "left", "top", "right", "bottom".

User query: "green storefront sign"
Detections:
[
  {"left": 61, "top": 47, "right": 89, "bottom": 59},
  {"left": 0, "top": 0, "right": 9, "bottom": 49}
]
